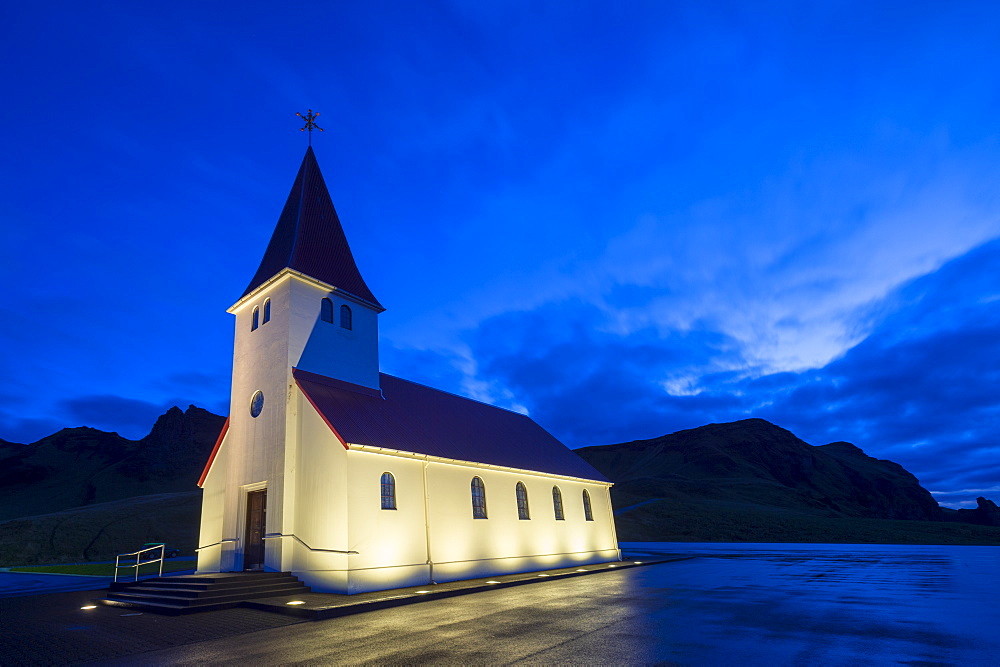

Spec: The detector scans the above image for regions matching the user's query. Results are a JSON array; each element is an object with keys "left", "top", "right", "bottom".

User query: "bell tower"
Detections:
[
  {"left": 230, "top": 145, "right": 384, "bottom": 391},
  {"left": 208, "top": 146, "right": 383, "bottom": 572}
]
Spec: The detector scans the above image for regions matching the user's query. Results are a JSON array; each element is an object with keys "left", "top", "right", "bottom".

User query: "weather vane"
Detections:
[{"left": 296, "top": 109, "right": 324, "bottom": 145}]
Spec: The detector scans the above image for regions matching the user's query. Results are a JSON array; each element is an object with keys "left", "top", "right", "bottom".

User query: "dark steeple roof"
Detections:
[{"left": 242, "top": 147, "right": 383, "bottom": 309}]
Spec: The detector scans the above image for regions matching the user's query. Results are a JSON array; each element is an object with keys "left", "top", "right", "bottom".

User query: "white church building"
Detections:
[{"left": 195, "top": 147, "right": 620, "bottom": 594}]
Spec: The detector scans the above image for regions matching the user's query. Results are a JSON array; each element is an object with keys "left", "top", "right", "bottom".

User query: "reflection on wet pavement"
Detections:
[
  {"left": 619, "top": 543, "right": 996, "bottom": 665},
  {"left": 99, "top": 543, "right": 999, "bottom": 665}
]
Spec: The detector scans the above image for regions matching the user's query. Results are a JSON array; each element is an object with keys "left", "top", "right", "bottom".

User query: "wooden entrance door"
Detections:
[{"left": 243, "top": 489, "right": 267, "bottom": 571}]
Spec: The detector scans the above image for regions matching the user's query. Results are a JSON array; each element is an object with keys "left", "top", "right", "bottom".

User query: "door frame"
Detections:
[{"left": 239, "top": 481, "right": 268, "bottom": 571}]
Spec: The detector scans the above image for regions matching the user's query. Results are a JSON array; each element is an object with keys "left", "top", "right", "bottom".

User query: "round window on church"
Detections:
[{"left": 250, "top": 391, "right": 264, "bottom": 418}]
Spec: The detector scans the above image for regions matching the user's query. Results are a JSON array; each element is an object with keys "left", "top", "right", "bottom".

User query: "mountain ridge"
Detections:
[
  {"left": 0, "top": 405, "right": 224, "bottom": 521},
  {"left": 2, "top": 409, "right": 998, "bottom": 563},
  {"left": 575, "top": 418, "right": 996, "bottom": 537}
]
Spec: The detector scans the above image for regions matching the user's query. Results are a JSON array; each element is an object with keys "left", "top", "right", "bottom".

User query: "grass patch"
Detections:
[
  {"left": 616, "top": 499, "right": 1000, "bottom": 545},
  {"left": 0, "top": 491, "right": 201, "bottom": 567},
  {"left": 10, "top": 559, "right": 196, "bottom": 577}
]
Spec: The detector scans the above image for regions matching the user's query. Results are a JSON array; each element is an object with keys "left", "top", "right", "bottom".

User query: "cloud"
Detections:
[
  {"left": 392, "top": 131, "right": 1000, "bottom": 393},
  {"left": 0, "top": 413, "right": 65, "bottom": 445},
  {"left": 462, "top": 300, "right": 753, "bottom": 445},
  {"left": 153, "top": 371, "right": 227, "bottom": 393},
  {"left": 754, "top": 240, "right": 1000, "bottom": 500},
  {"left": 58, "top": 395, "right": 172, "bottom": 439},
  {"left": 380, "top": 345, "right": 471, "bottom": 395},
  {"left": 400, "top": 238, "right": 1000, "bottom": 510},
  {"left": 150, "top": 372, "right": 231, "bottom": 415}
]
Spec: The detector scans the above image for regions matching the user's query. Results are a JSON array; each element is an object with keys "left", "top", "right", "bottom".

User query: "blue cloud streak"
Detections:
[{"left": 394, "top": 239, "right": 1000, "bottom": 509}]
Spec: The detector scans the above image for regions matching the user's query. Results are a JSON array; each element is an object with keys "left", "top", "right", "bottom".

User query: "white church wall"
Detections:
[
  {"left": 195, "top": 432, "right": 229, "bottom": 574},
  {"left": 279, "top": 417, "right": 620, "bottom": 593},
  {"left": 344, "top": 449, "right": 431, "bottom": 593},
  {"left": 424, "top": 462, "right": 620, "bottom": 583},
  {"left": 287, "top": 276, "right": 380, "bottom": 390},
  {"left": 285, "top": 387, "right": 351, "bottom": 592},
  {"left": 222, "top": 279, "right": 297, "bottom": 571}
]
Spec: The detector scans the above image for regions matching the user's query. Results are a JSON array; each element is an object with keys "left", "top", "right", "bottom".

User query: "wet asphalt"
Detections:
[
  {"left": 2, "top": 543, "right": 997, "bottom": 665},
  {"left": 0, "top": 571, "right": 114, "bottom": 597}
]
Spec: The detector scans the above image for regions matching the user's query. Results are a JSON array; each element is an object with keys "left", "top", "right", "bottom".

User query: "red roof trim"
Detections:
[
  {"left": 295, "top": 375, "right": 350, "bottom": 450},
  {"left": 197, "top": 417, "right": 230, "bottom": 488}
]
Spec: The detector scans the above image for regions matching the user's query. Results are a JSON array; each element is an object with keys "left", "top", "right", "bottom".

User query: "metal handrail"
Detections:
[
  {"left": 262, "top": 532, "right": 358, "bottom": 554},
  {"left": 114, "top": 544, "right": 165, "bottom": 583},
  {"left": 194, "top": 538, "right": 239, "bottom": 553}
]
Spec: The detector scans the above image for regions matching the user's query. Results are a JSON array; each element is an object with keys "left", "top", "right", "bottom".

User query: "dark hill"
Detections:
[
  {"left": 574, "top": 418, "right": 995, "bottom": 543},
  {"left": 0, "top": 406, "right": 225, "bottom": 521},
  {"left": 3, "top": 410, "right": 998, "bottom": 561},
  {"left": 0, "top": 492, "right": 202, "bottom": 566},
  {"left": 943, "top": 496, "right": 1000, "bottom": 527},
  {"left": 577, "top": 418, "right": 940, "bottom": 521}
]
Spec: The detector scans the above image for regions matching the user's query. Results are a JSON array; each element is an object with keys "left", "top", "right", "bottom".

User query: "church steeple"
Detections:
[{"left": 242, "top": 147, "right": 383, "bottom": 311}]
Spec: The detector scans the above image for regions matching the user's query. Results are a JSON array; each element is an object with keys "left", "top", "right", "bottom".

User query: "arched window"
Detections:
[
  {"left": 582, "top": 489, "right": 594, "bottom": 521},
  {"left": 321, "top": 298, "right": 333, "bottom": 323},
  {"left": 251, "top": 306, "right": 260, "bottom": 331},
  {"left": 552, "top": 486, "right": 564, "bottom": 520},
  {"left": 263, "top": 298, "right": 271, "bottom": 324},
  {"left": 340, "top": 304, "right": 353, "bottom": 330},
  {"left": 380, "top": 472, "right": 396, "bottom": 510},
  {"left": 471, "top": 477, "right": 487, "bottom": 519},
  {"left": 516, "top": 482, "right": 530, "bottom": 520}
]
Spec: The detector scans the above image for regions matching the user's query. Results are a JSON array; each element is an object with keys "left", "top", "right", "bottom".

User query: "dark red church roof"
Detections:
[
  {"left": 241, "top": 147, "right": 383, "bottom": 309},
  {"left": 293, "top": 368, "right": 609, "bottom": 482}
]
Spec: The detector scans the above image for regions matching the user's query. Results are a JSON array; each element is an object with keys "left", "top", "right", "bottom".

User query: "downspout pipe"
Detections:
[{"left": 422, "top": 459, "right": 436, "bottom": 583}]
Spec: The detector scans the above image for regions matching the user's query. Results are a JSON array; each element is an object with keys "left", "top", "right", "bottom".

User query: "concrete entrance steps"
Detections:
[{"left": 101, "top": 571, "right": 310, "bottom": 615}]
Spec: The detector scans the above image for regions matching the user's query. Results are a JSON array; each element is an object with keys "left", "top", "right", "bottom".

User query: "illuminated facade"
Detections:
[{"left": 196, "top": 147, "right": 620, "bottom": 593}]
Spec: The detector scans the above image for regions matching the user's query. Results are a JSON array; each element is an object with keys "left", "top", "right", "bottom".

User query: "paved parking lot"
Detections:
[
  {"left": 0, "top": 571, "right": 114, "bottom": 597},
  {"left": 3, "top": 544, "right": 997, "bottom": 665}
]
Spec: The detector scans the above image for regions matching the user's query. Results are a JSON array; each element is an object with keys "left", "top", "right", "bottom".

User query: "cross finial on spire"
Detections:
[{"left": 296, "top": 109, "right": 324, "bottom": 145}]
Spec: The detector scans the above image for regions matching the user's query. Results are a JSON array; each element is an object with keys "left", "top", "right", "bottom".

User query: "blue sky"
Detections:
[{"left": 2, "top": 1, "right": 999, "bottom": 508}]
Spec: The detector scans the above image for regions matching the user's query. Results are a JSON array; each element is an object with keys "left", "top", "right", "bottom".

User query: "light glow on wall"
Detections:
[{"left": 198, "top": 246, "right": 622, "bottom": 595}]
